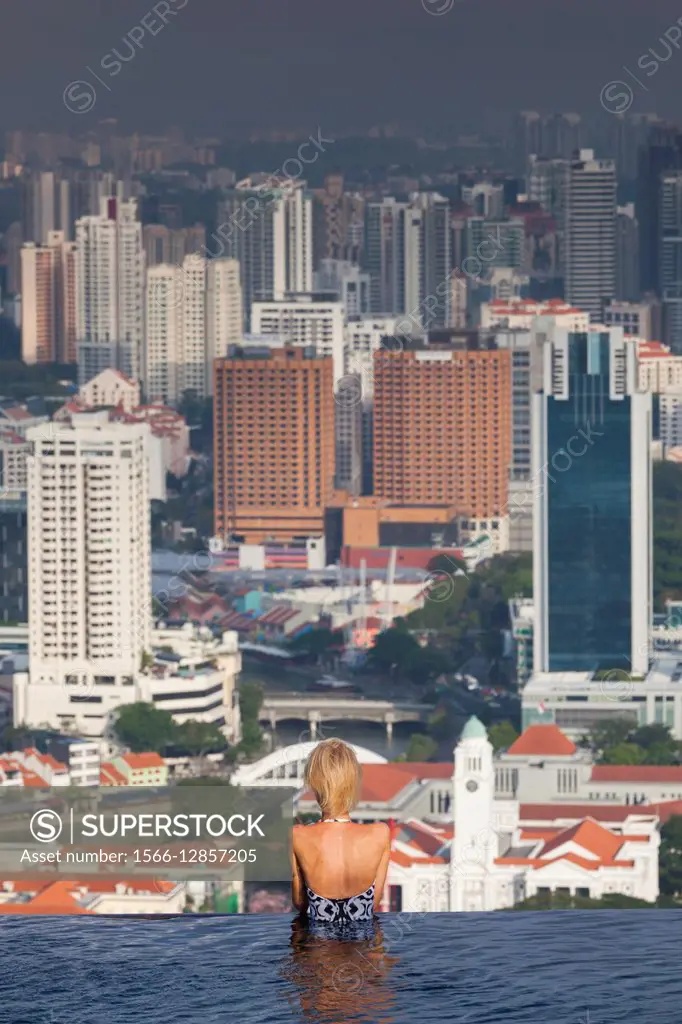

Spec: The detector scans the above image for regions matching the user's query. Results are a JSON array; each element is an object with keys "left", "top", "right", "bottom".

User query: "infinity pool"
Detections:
[{"left": 2, "top": 911, "right": 681, "bottom": 1023}]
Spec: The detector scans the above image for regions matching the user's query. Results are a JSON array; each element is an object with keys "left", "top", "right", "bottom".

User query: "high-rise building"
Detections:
[
  {"left": 636, "top": 124, "right": 682, "bottom": 294},
  {"left": 312, "top": 174, "right": 364, "bottom": 263},
  {"left": 251, "top": 292, "right": 345, "bottom": 384},
  {"left": 20, "top": 231, "right": 77, "bottom": 364},
  {"left": 615, "top": 204, "right": 640, "bottom": 302},
  {"left": 27, "top": 412, "right": 151, "bottom": 710},
  {"left": 314, "top": 259, "right": 371, "bottom": 317},
  {"left": 142, "top": 224, "right": 207, "bottom": 268},
  {"left": 512, "top": 111, "right": 543, "bottom": 177},
  {"left": 403, "top": 192, "right": 451, "bottom": 329},
  {"left": 532, "top": 321, "right": 651, "bottom": 675},
  {"left": 22, "top": 171, "right": 71, "bottom": 245},
  {"left": 373, "top": 340, "right": 512, "bottom": 545},
  {"left": 218, "top": 180, "right": 313, "bottom": 327},
  {"left": 0, "top": 495, "right": 27, "bottom": 624},
  {"left": 461, "top": 183, "right": 505, "bottom": 219},
  {"left": 564, "top": 150, "right": 616, "bottom": 319},
  {"left": 75, "top": 197, "right": 145, "bottom": 384},
  {"left": 659, "top": 172, "right": 682, "bottom": 354},
  {"left": 213, "top": 346, "right": 335, "bottom": 543},
  {"left": 364, "top": 193, "right": 451, "bottom": 327},
  {"left": 364, "top": 198, "right": 407, "bottom": 316},
  {"left": 145, "top": 256, "right": 242, "bottom": 404}
]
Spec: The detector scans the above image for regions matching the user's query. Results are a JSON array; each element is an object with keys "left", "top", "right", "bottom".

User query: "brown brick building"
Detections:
[
  {"left": 213, "top": 346, "right": 335, "bottom": 544},
  {"left": 373, "top": 344, "right": 512, "bottom": 521}
]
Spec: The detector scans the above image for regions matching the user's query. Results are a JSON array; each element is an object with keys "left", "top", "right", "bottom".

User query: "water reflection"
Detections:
[{"left": 281, "top": 915, "right": 399, "bottom": 1023}]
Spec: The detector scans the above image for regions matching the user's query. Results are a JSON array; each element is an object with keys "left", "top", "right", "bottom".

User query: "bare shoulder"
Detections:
[
  {"left": 291, "top": 823, "right": 308, "bottom": 848},
  {"left": 366, "top": 821, "right": 390, "bottom": 847}
]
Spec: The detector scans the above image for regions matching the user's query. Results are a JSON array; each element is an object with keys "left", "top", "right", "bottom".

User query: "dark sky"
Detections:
[{"left": 4, "top": 0, "right": 682, "bottom": 136}]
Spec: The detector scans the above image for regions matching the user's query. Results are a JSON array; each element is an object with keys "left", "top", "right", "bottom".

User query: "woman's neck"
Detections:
[{"left": 321, "top": 810, "right": 351, "bottom": 821}]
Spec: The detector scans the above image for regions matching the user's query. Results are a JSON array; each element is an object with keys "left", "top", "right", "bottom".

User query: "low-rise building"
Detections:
[{"left": 102, "top": 751, "right": 168, "bottom": 786}]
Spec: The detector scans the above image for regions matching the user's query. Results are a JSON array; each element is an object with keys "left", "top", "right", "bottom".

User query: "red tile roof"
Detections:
[
  {"left": 540, "top": 819, "right": 623, "bottom": 860},
  {"left": 507, "top": 724, "right": 577, "bottom": 757},
  {"left": 520, "top": 803, "right": 653, "bottom": 823},
  {"left": 121, "top": 752, "right": 165, "bottom": 770}
]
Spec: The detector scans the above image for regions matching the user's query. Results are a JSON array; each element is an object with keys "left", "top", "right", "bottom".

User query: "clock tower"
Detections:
[{"left": 451, "top": 716, "right": 496, "bottom": 911}]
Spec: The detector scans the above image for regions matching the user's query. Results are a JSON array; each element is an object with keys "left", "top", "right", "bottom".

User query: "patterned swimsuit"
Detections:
[{"left": 306, "top": 884, "right": 375, "bottom": 924}]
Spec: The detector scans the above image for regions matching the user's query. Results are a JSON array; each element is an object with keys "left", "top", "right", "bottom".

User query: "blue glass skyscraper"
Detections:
[{"left": 532, "top": 320, "right": 651, "bottom": 675}]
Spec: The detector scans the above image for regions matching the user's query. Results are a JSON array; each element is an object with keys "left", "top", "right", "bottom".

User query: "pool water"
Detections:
[{"left": 2, "top": 911, "right": 681, "bottom": 1023}]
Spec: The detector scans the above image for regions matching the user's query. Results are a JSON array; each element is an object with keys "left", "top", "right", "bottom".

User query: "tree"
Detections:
[
  {"left": 368, "top": 622, "right": 421, "bottom": 674},
  {"left": 587, "top": 718, "right": 634, "bottom": 754},
  {"left": 289, "top": 628, "right": 340, "bottom": 660},
  {"left": 488, "top": 721, "right": 519, "bottom": 753},
  {"left": 237, "top": 682, "right": 264, "bottom": 758},
  {"left": 600, "top": 742, "right": 646, "bottom": 766},
  {"left": 659, "top": 815, "right": 682, "bottom": 898},
  {"left": 113, "top": 703, "right": 177, "bottom": 753},
  {"left": 173, "top": 720, "right": 228, "bottom": 757},
  {"left": 404, "top": 733, "right": 438, "bottom": 762}
]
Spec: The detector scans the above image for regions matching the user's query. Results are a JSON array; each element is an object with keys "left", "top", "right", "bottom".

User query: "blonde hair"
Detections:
[{"left": 304, "top": 738, "right": 360, "bottom": 817}]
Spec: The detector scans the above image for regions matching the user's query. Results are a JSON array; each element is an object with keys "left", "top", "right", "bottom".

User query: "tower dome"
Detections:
[{"left": 460, "top": 716, "right": 488, "bottom": 741}]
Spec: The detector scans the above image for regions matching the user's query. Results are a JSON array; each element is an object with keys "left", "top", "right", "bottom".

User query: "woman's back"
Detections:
[
  {"left": 290, "top": 739, "right": 392, "bottom": 924},
  {"left": 293, "top": 820, "right": 389, "bottom": 900}
]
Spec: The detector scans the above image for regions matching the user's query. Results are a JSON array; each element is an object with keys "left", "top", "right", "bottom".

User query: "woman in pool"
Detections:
[{"left": 290, "top": 738, "right": 391, "bottom": 926}]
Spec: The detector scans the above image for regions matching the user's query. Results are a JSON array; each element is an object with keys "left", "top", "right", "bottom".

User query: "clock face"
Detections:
[{"left": 466, "top": 779, "right": 478, "bottom": 793}]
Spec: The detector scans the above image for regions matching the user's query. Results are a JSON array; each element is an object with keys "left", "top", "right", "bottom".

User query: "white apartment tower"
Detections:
[
  {"left": 145, "top": 256, "right": 242, "bottom": 404},
  {"left": 26, "top": 412, "right": 151, "bottom": 732},
  {"left": 251, "top": 292, "right": 346, "bottom": 384},
  {"left": 21, "top": 231, "right": 77, "bottom": 364},
  {"left": 564, "top": 150, "right": 616, "bottom": 319},
  {"left": 75, "top": 196, "right": 145, "bottom": 385},
  {"left": 218, "top": 180, "right": 313, "bottom": 327}
]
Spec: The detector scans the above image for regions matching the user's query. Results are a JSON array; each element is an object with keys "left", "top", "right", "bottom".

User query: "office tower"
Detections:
[
  {"left": 461, "top": 183, "right": 505, "bottom": 219},
  {"left": 373, "top": 341, "right": 512, "bottom": 542},
  {"left": 512, "top": 111, "right": 543, "bottom": 177},
  {"left": 312, "top": 174, "right": 364, "bottom": 263},
  {"left": 403, "top": 192, "right": 451, "bottom": 329},
  {"left": 606, "top": 113, "right": 661, "bottom": 185},
  {"left": 251, "top": 292, "right": 345, "bottom": 384},
  {"left": 3, "top": 222, "right": 23, "bottom": 294},
  {"left": 532, "top": 321, "right": 651, "bottom": 675},
  {"left": 364, "top": 198, "right": 407, "bottom": 315},
  {"left": 27, "top": 412, "right": 151, "bottom": 699},
  {"left": 218, "top": 179, "right": 313, "bottom": 327},
  {"left": 0, "top": 494, "right": 27, "bottom": 624},
  {"left": 465, "top": 217, "right": 525, "bottom": 277},
  {"left": 314, "top": 260, "right": 371, "bottom": 317},
  {"left": 564, "top": 150, "right": 616, "bottom": 319},
  {"left": 20, "top": 231, "right": 77, "bottom": 364},
  {"left": 659, "top": 173, "right": 682, "bottom": 354},
  {"left": 542, "top": 113, "right": 582, "bottom": 160},
  {"left": 213, "top": 346, "right": 335, "bottom": 543},
  {"left": 22, "top": 171, "right": 72, "bottom": 245},
  {"left": 637, "top": 124, "right": 682, "bottom": 294},
  {"left": 75, "top": 197, "right": 145, "bottom": 384},
  {"left": 615, "top": 204, "right": 640, "bottom": 302},
  {"left": 526, "top": 156, "right": 568, "bottom": 223}
]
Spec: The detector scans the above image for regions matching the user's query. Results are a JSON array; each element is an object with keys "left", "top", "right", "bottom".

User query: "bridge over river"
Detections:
[{"left": 259, "top": 693, "right": 432, "bottom": 743}]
